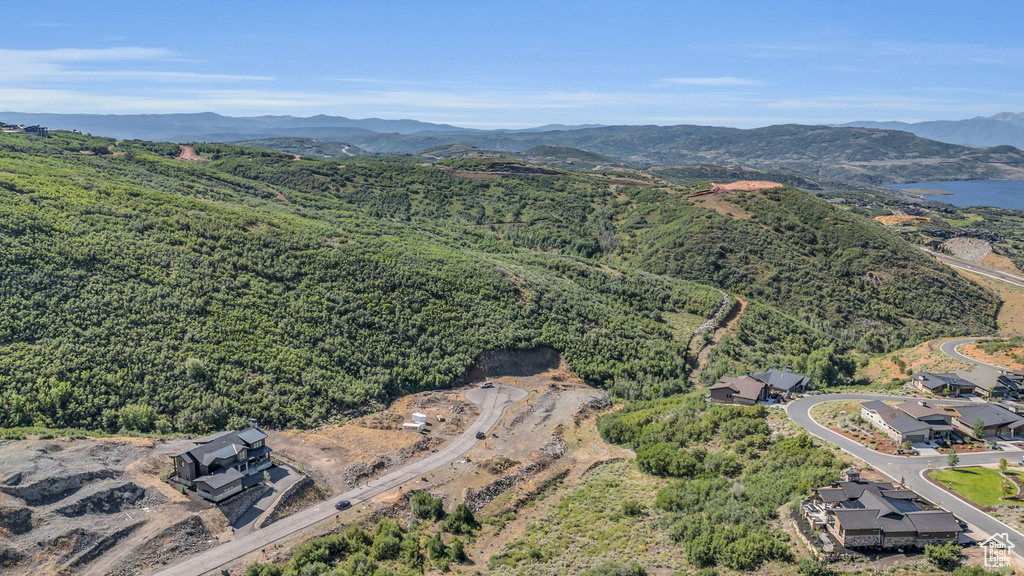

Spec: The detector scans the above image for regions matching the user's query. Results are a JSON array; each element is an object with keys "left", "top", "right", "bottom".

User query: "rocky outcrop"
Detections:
[
  {"left": 55, "top": 482, "right": 145, "bottom": 517},
  {"left": 104, "top": 516, "right": 215, "bottom": 576},
  {"left": 463, "top": 433, "right": 566, "bottom": 512},
  {"left": 941, "top": 237, "right": 993, "bottom": 262},
  {"left": 67, "top": 521, "right": 144, "bottom": 569},
  {"left": 0, "top": 469, "right": 117, "bottom": 506},
  {"left": 465, "top": 347, "right": 562, "bottom": 381},
  {"left": 0, "top": 507, "right": 32, "bottom": 535}
]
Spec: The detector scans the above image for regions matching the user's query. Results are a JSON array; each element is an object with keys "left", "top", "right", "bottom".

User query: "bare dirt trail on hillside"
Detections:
[
  {"left": 690, "top": 296, "right": 747, "bottom": 385},
  {"left": 175, "top": 145, "right": 207, "bottom": 162}
]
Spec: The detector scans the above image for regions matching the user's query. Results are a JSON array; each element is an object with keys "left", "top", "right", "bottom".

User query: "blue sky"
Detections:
[{"left": 2, "top": 1, "right": 1023, "bottom": 128}]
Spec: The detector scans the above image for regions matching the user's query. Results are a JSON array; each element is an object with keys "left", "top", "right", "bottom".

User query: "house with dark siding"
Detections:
[
  {"left": 804, "top": 468, "right": 962, "bottom": 548},
  {"left": 170, "top": 421, "right": 272, "bottom": 502}
]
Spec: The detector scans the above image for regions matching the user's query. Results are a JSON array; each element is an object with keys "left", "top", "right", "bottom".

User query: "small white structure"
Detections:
[
  {"left": 402, "top": 422, "right": 426, "bottom": 432},
  {"left": 411, "top": 412, "right": 427, "bottom": 424}
]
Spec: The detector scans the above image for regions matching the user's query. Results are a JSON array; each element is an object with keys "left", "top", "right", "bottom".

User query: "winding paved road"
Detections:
[
  {"left": 940, "top": 337, "right": 1002, "bottom": 368},
  {"left": 923, "top": 248, "right": 1024, "bottom": 290},
  {"left": 787, "top": 393, "right": 1024, "bottom": 558},
  {"left": 152, "top": 385, "right": 528, "bottom": 576}
]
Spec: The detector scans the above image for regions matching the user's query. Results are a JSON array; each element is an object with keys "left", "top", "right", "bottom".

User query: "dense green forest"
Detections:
[
  {"left": 0, "top": 132, "right": 999, "bottom": 431},
  {"left": 199, "top": 148, "right": 997, "bottom": 347},
  {"left": 598, "top": 393, "right": 841, "bottom": 571},
  {"left": 0, "top": 133, "right": 721, "bottom": 431}
]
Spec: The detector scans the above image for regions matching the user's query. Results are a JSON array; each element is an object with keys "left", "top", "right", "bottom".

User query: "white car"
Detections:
[{"left": 480, "top": 381, "right": 494, "bottom": 389}]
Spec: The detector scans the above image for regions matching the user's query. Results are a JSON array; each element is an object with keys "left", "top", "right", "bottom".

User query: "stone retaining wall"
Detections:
[
  {"left": 218, "top": 483, "right": 270, "bottom": 525},
  {"left": 256, "top": 475, "right": 313, "bottom": 529}
]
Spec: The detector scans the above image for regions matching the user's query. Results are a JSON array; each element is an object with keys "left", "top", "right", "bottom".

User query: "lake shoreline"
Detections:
[{"left": 887, "top": 179, "right": 1024, "bottom": 210}]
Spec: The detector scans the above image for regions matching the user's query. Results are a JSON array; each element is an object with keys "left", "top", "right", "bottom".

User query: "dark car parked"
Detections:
[
  {"left": 335, "top": 500, "right": 351, "bottom": 510},
  {"left": 475, "top": 431, "right": 486, "bottom": 440}
]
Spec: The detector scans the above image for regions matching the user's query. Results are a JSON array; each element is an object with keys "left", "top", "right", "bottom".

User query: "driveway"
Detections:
[
  {"left": 231, "top": 465, "right": 302, "bottom": 536},
  {"left": 788, "top": 393, "right": 1024, "bottom": 558},
  {"left": 152, "top": 384, "right": 528, "bottom": 576}
]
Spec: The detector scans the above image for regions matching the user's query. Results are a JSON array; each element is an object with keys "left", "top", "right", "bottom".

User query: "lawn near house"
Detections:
[{"left": 928, "top": 466, "right": 1024, "bottom": 507}]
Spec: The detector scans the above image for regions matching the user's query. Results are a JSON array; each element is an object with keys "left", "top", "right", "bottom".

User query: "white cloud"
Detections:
[
  {"left": 0, "top": 46, "right": 269, "bottom": 84},
  {"left": 662, "top": 76, "right": 762, "bottom": 86},
  {"left": 0, "top": 46, "right": 175, "bottom": 63}
]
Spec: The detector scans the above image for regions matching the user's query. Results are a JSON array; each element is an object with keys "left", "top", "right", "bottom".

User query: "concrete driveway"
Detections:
[
  {"left": 231, "top": 465, "right": 302, "bottom": 536},
  {"left": 788, "top": 393, "right": 1024, "bottom": 558},
  {"left": 153, "top": 384, "right": 528, "bottom": 576}
]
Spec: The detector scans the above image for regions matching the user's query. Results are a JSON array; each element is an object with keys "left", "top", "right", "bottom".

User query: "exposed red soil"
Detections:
[
  {"left": 961, "top": 342, "right": 1024, "bottom": 371},
  {"left": 709, "top": 180, "right": 783, "bottom": 192},
  {"left": 176, "top": 145, "right": 208, "bottom": 162}
]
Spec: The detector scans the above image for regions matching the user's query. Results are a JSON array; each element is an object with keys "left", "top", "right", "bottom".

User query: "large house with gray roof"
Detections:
[
  {"left": 752, "top": 367, "right": 811, "bottom": 397},
  {"left": 953, "top": 404, "right": 1024, "bottom": 439},
  {"left": 910, "top": 372, "right": 976, "bottom": 397},
  {"left": 804, "top": 468, "right": 962, "bottom": 548},
  {"left": 955, "top": 366, "right": 1023, "bottom": 399},
  {"left": 708, "top": 367, "right": 813, "bottom": 405},
  {"left": 860, "top": 400, "right": 955, "bottom": 444},
  {"left": 170, "top": 421, "right": 272, "bottom": 502}
]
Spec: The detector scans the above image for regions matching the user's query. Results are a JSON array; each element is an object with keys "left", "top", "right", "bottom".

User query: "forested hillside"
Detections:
[
  {"left": 0, "top": 134, "right": 721, "bottom": 432},
  {"left": 204, "top": 152, "right": 997, "bottom": 348},
  {"left": 0, "top": 133, "right": 999, "bottom": 432}
]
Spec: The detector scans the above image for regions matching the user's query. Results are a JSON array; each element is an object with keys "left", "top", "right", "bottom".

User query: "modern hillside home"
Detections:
[
  {"left": 752, "top": 367, "right": 812, "bottom": 397},
  {"left": 707, "top": 375, "right": 770, "bottom": 406},
  {"left": 170, "top": 420, "right": 272, "bottom": 502},
  {"left": 804, "top": 468, "right": 962, "bottom": 548},
  {"left": 955, "top": 366, "right": 1023, "bottom": 399},
  {"left": 953, "top": 404, "right": 1024, "bottom": 439},
  {"left": 860, "top": 400, "right": 955, "bottom": 444},
  {"left": 910, "top": 372, "right": 976, "bottom": 397}
]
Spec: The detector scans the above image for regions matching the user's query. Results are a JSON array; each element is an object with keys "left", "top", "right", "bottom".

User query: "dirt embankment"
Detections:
[{"left": 858, "top": 338, "right": 973, "bottom": 383}]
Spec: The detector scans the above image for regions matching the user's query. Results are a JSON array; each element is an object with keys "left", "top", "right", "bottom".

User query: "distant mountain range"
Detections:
[
  {"left": 842, "top": 112, "right": 1024, "bottom": 149},
  {"left": 5, "top": 111, "right": 1024, "bottom": 184},
  {"left": 0, "top": 112, "right": 469, "bottom": 141}
]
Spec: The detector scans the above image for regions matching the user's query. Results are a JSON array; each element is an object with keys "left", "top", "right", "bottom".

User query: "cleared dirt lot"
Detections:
[{"left": 267, "top": 389, "right": 480, "bottom": 494}]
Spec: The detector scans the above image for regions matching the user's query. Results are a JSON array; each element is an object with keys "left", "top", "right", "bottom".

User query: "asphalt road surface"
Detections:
[
  {"left": 788, "top": 393, "right": 1024, "bottom": 558},
  {"left": 940, "top": 337, "right": 1003, "bottom": 368},
  {"left": 152, "top": 384, "right": 528, "bottom": 576},
  {"left": 923, "top": 248, "right": 1024, "bottom": 290}
]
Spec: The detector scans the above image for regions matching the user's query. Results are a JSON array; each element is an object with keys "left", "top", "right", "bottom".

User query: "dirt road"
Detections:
[{"left": 176, "top": 145, "right": 205, "bottom": 162}]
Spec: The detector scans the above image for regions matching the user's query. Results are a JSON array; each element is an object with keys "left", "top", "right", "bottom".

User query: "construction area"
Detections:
[{"left": 0, "top": 348, "right": 625, "bottom": 576}]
